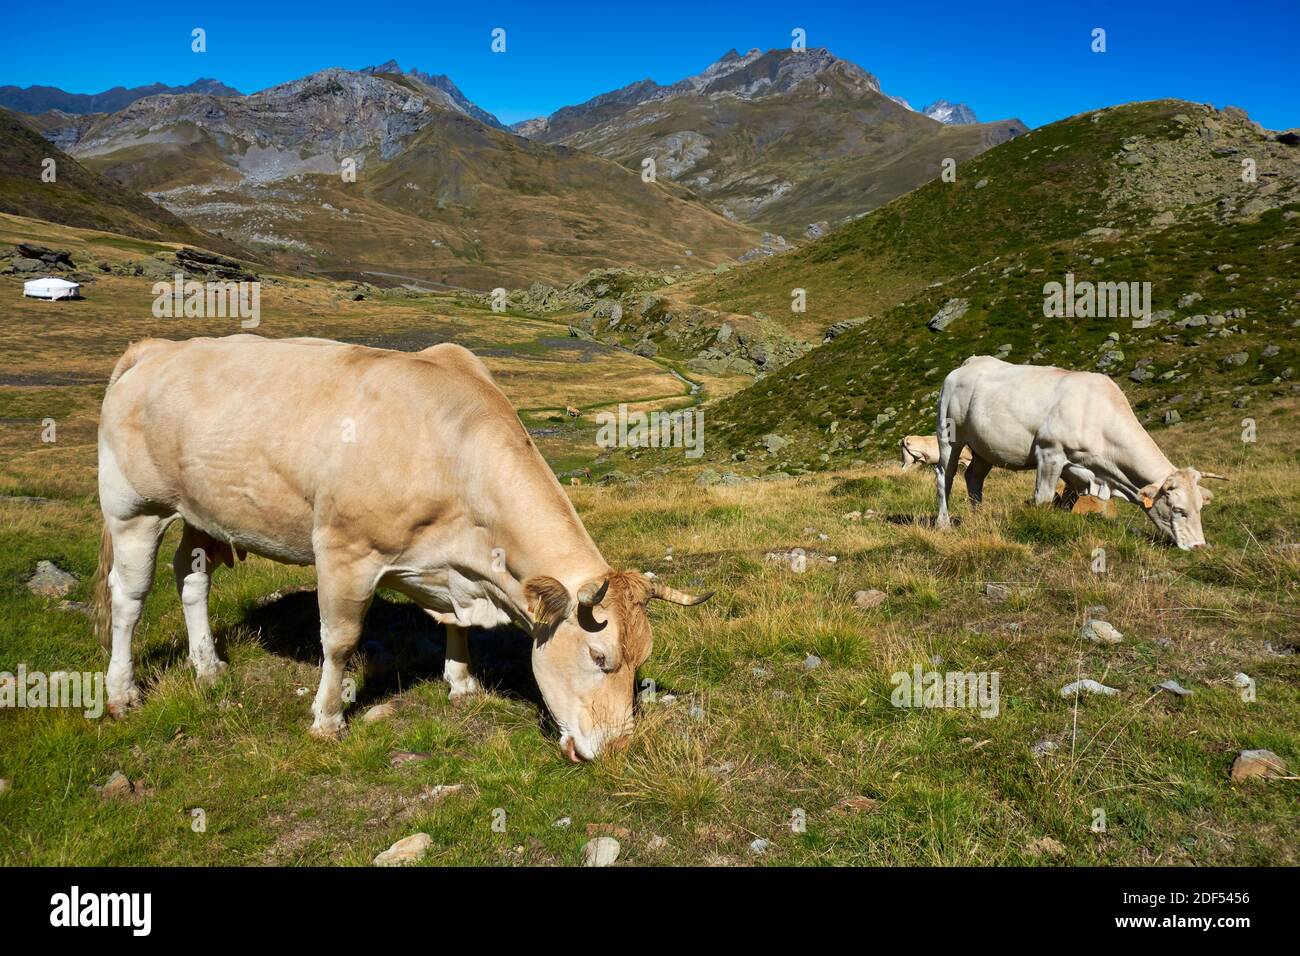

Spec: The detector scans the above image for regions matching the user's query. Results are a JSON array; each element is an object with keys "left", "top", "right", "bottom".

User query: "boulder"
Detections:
[
  {"left": 26, "top": 560, "right": 78, "bottom": 598},
  {"left": 1229, "top": 749, "right": 1286, "bottom": 782},
  {"left": 927, "top": 298, "right": 969, "bottom": 332}
]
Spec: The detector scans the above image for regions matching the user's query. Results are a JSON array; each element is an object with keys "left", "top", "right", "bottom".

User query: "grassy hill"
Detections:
[
  {"left": 680, "top": 100, "right": 1300, "bottom": 471},
  {"left": 690, "top": 100, "right": 1298, "bottom": 326},
  {"left": 0, "top": 108, "right": 244, "bottom": 256}
]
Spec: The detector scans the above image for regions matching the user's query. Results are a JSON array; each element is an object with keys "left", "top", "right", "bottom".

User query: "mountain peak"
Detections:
[
  {"left": 922, "top": 100, "right": 979, "bottom": 125},
  {"left": 357, "top": 61, "right": 504, "bottom": 129}
]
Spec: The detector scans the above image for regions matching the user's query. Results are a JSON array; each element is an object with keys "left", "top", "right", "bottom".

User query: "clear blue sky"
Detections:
[{"left": 3, "top": 1, "right": 1296, "bottom": 130}]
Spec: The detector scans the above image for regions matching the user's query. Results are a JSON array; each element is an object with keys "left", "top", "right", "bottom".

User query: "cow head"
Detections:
[
  {"left": 1138, "top": 468, "right": 1228, "bottom": 550},
  {"left": 525, "top": 570, "right": 711, "bottom": 761}
]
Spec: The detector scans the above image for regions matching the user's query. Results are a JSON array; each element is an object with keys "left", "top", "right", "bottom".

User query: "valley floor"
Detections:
[{"left": 0, "top": 221, "right": 1296, "bottom": 866}]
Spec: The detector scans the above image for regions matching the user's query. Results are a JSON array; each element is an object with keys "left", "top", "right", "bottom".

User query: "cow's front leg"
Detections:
[
  {"left": 310, "top": 554, "right": 376, "bottom": 739},
  {"left": 1033, "top": 448, "right": 1067, "bottom": 506},
  {"left": 444, "top": 624, "right": 482, "bottom": 702}
]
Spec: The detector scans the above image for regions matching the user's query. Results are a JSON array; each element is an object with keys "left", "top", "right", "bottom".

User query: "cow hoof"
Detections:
[
  {"left": 106, "top": 686, "right": 143, "bottom": 718},
  {"left": 448, "top": 679, "right": 482, "bottom": 705},
  {"left": 193, "top": 660, "right": 228, "bottom": 686},
  {"left": 309, "top": 719, "right": 347, "bottom": 741}
]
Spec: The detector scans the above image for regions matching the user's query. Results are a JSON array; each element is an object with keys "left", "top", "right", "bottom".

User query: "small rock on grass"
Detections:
[
  {"left": 582, "top": 836, "right": 620, "bottom": 867},
  {"left": 26, "top": 560, "right": 78, "bottom": 598},
  {"left": 853, "top": 589, "right": 886, "bottom": 610},
  {"left": 1060, "top": 679, "right": 1120, "bottom": 698},
  {"left": 363, "top": 702, "right": 397, "bottom": 723},
  {"left": 420, "top": 784, "right": 463, "bottom": 802},
  {"left": 803, "top": 654, "right": 822, "bottom": 670},
  {"left": 586, "top": 823, "right": 631, "bottom": 838},
  {"left": 552, "top": 817, "right": 572, "bottom": 829},
  {"left": 1230, "top": 749, "right": 1287, "bottom": 782},
  {"left": 1081, "top": 620, "right": 1124, "bottom": 644},
  {"left": 374, "top": 832, "right": 433, "bottom": 867},
  {"left": 96, "top": 770, "right": 152, "bottom": 802},
  {"left": 1030, "top": 739, "right": 1059, "bottom": 756},
  {"left": 645, "top": 835, "right": 668, "bottom": 851},
  {"left": 748, "top": 838, "right": 770, "bottom": 855},
  {"left": 389, "top": 750, "right": 432, "bottom": 768},
  {"left": 1154, "top": 680, "right": 1193, "bottom": 697},
  {"left": 985, "top": 583, "right": 1012, "bottom": 603}
]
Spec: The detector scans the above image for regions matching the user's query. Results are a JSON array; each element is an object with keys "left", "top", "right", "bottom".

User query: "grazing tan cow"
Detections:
[
  {"left": 94, "top": 335, "right": 709, "bottom": 760},
  {"left": 934, "top": 356, "right": 1226, "bottom": 549},
  {"left": 901, "top": 434, "right": 971, "bottom": 469}
]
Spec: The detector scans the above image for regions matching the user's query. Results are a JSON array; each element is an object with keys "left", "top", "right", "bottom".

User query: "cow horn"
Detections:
[
  {"left": 648, "top": 581, "right": 713, "bottom": 605},
  {"left": 1199, "top": 472, "right": 1230, "bottom": 481},
  {"left": 576, "top": 578, "right": 609, "bottom": 607}
]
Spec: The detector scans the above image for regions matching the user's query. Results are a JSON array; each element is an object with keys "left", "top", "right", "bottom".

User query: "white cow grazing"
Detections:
[
  {"left": 934, "top": 357, "right": 1226, "bottom": 549},
  {"left": 94, "top": 335, "right": 710, "bottom": 761}
]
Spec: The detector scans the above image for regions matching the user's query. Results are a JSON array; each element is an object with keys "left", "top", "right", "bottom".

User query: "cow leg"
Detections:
[
  {"left": 172, "top": 524, "right": 228, "bottom": 685},
  {"left": 964, "top": 456, "right": 993, "bottom": 507},
  {"left": 105, "top": 513, "right": 172, "bottom": 716},
  {"left": 935, "top": 443, "right": 964, "bottom": 528},
  {"left": 1033, "top": 449, "right": 1067, "bottom": 505},
  {"left": 310, "top": 556, "right": 376, "bottom": 739},
  {"left": 444, "top": 624, "right": 482, "bottom": 702}
]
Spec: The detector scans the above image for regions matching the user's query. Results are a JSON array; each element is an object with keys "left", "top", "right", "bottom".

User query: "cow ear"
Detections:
[
  {"left": 1200, "top": 487, "right": 1214, "bottom": 504},
  {"left": 1139, "top": 482, "right": 1160, "bottom": 509},
  {"left": 524, "top": 576, "right": 572, "bottom": 628}
]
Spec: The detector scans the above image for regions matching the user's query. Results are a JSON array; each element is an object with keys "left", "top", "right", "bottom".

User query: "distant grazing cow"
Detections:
[
  {"left": 935, "top": 356, "right": 1226, "bottom": 549},
  {"left": 901, "top": 434, "right": 971, "bottom": 469},
  {"left": 94, "top": 335, "right": 710, "bottom": 761}
]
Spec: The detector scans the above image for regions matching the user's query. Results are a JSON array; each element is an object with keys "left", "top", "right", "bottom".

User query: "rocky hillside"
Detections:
[
  {"left": 0, "top": 108, "right": 244, "bottom": 255},
  {"left": 511, "top": 47, "right": 1025, "bottom": 235},
  {"left": 358, "top": 61, "right": 504, "bottom": 129},
  {"left": 36, "top": 68, "right": 759, "bottom": 288},
  {"left": 684, "top": 100, "right": 1300, "bottom": 473}
]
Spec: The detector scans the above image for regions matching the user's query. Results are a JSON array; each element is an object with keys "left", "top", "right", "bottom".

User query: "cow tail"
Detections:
[{"left": 93, "top": 520, "right": 114, "bottom": 651}]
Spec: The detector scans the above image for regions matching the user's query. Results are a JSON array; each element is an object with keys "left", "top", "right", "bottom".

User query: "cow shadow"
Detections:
[{"left": 230, "top": 590, "right": 544, "bottom": 711}]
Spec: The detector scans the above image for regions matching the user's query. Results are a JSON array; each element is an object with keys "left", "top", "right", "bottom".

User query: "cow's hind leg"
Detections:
[
  {"left": 964, "top": 456, "right": 994, "bottom": 508},
  {"left": 309, "top": 553, "right": 377, "bottom": 738},
  {"left": 172, "top": 524, "right": 228, "bottom": 685},
  {"left": 444, "top": 624, "right": 482, "bottom": 702},
  {"left": 104, "top": 513, "right": 173, "bottom": 716}
]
